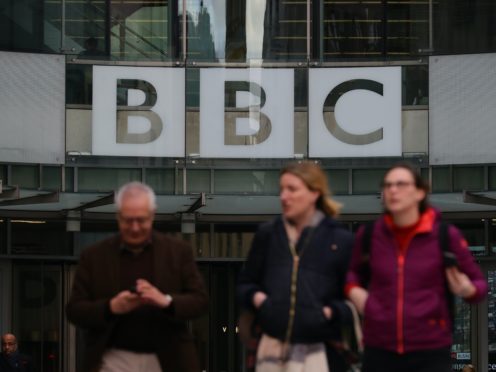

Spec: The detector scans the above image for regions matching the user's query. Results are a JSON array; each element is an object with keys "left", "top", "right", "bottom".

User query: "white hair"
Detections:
[{"left": 115, "top": 182, "right": 157, "bottom": 211}]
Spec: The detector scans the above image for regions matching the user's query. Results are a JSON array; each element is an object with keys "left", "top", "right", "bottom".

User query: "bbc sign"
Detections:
[{"left": 92, "top": 66, "right": 401, "bottom": 158}]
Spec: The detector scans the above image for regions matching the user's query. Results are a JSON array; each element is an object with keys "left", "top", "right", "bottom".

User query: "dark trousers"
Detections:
[{"left": 362, "top": 346, "right": 452, "bottom": 372}]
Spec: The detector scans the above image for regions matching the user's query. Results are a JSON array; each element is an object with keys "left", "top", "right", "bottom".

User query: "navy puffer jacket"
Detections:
[{"left": 237, "top": 215, "right": 354, "bottom": 343}]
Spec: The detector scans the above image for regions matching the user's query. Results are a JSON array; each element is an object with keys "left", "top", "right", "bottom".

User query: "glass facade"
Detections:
[{"left": 2, "top": 1, "right": 494, "bottom": 61}]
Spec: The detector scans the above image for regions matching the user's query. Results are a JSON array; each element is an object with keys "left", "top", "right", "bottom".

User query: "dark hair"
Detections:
[
  {"left": 383, "top": 162, "right": 430, "bottom": 213},
  {"left": 281, "top": 161, "right": 341, "bottom": 217}
]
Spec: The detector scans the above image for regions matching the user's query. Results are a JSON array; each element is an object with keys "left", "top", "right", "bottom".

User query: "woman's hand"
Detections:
[
  {"left": 322, "top": 306, "right": 333, "bottom": 320},
  {"left": 349, "top": 287, "right": 369, "bottom": 315},
  {"left": 446, "top": 267, "right": 476, "bottom": 299},
  {"left": 253, "top": 291, "right": 268, "bottom": 309}
]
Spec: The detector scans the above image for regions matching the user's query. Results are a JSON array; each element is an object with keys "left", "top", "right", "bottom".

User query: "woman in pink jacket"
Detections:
[{"left": 346, "top": 163, "right": 487, "bottom": 372}]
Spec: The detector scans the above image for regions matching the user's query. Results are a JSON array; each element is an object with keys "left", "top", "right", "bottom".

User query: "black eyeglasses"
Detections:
[{"left": 382, "top": 181, "right": 415, "bottom": 190}]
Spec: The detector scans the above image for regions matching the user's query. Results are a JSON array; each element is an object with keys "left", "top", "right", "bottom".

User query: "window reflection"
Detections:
[
  {"left": 110, "top": 0, "right": 177, "bottom": 60},
  {"left": 186, "top": 0, "right": 307, "bottom": 62},
  {"left": 185, "top": 0, "right": 221, "bottom": 60}
]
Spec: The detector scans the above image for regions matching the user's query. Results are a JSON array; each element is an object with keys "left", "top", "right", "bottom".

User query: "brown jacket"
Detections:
[{"left": 66, "top": 231, "right": 209, "bottom": 372}]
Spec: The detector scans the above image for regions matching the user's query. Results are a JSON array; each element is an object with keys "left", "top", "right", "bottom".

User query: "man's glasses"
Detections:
[
  {"left": 118, "top": 215, "right": 152, "bottom": 225},
  {"left": 382, "top": 180, "right": 415, "bottom": 190}
]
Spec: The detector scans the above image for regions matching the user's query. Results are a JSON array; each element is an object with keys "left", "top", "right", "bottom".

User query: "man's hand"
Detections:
[
  {"left": 136, "top": 279, "right": 173, "bottom": 309},
  {"left": 446, "top": 267, "right": 476, "bottom": 299},
  {"left": 109, "top": 291, "right": 143, "bottom": 314},
  {"left": 252, "top": 291, "right": 267, "bottom": 309}
]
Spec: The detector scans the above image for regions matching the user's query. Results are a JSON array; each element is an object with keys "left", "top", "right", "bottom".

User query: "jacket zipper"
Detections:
[
  {"left": 397, "top": 253, "right": 405, "bottom": 354},
  {"left": 284, "top": 228, "right": 315, "bottom": 352},
  {"left": 285, "top": 251, "right": 299, "bottom": 346}
]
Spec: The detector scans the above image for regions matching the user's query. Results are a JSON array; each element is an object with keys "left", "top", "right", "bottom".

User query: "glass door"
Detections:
[
  {"left": 486, "top": 266, "right": 496, "bottom": 371},
  {"left": 194, "top": 262, "right": 245, "bottom": 372},
  {"left": 12, "top": 263, "right": 64, "bottom": 372}
]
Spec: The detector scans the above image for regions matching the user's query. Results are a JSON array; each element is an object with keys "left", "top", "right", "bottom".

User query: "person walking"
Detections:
[
  {"left": 346, "top": 162, "right": 488, "bottom": 372},
  {"left": 66, "top": 182, "right": 208, "bottom": 372},
  {"left": 238, "top": 161, "right": 354, "bottom": 372}
]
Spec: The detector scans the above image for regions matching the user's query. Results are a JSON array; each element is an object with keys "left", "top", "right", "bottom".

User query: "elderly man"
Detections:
[
  {"left": 66, "top": 182, "right": 208, "bottom": 372},
  {"left": 0, "top": 333, "right": 33, "bottom": 372}
]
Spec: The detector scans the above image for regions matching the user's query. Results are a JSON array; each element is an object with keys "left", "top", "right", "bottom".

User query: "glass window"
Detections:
[
  {"left": 0, "top": 165, "right": 6, "bottom": 185},
  {"left": 65, "top": 167, "right": 75, "bottom": 193},
  {"left": 11, "top": 220, "right": 72, "bottom": 255},
  {"left": 420, "top": 167, "right": 429, "bottom": 185},
  {"left": 387, "top": 1, "right": 429, "bottom": 57},
  {"left": 318, "top": 1, "right": 384, "bottom": 60},
  {"left": 434, "top": 0, "right": 496, "bottom": 55},
  {"left": 213, "top": 224, "right": 257, "bottom": 258},
  {"left": 181, "top": 225, "right": 211, "bottom": 258},
  {"left": 0, "top": 0, "right": 61, "bottom": 53},
  {"left": 453, "top": 220, "right": 485, "bottom": 256},
  {"left": 453, "top": 166, "right": 484, "bottom": 192},
  {"left": 490, "top": 220, "right": 496, "bottom": 255},
  {"left": 111, "top": 0, "right": 177, "bottom": 61},
  {"left": 65, "top": 1, "right": 107, "bottom": 58},
  {"left": 187, "top": 170, "right": 211, "bottom": 194},
  {"left": 431, "top": 167, "right": 451, "bottom": 193},
  {"left": 186, "top": 0, "right": 307, "bottom": 62},
  {"left": 352, "top": 169, "right": 384, "bottom": 194},
  {"left": 451, "top": 296, "right": 473, "bottom": 369},
  {"left": 488, "top": 166, "right": 496, "bottom": 190},
  {"left": 184, "top": 2, "right": 218, "bottom": 61},
  {"left": 214, "top": 170, "right": 279, "bottom": 194},
  {"left": 146, "top": 169, "right": 175, "bottom": 194},
  {"left": 487, "top": 270, "right": 496, "bottom": 367},
  {"left": 0, "top": 219, "right": 6, "bottom": 255},
  {"left": 11, "top": 165, "right": 39, "bottom": 189},
  {"left": 403, "top": 65, "right": 429, "bottom": 106},
  {"left": 78, "top": 168, "right": 141, "bottom": 192},
  {"left": 66, "top": 64, "right": 93, "bottom": 105},
  {"left": 12, "top": 264, "right": 62, "bottom": 372},
  {"left": 261, "top": 0, "right": 307, "bottom": 61},
  {"left": 327, "top": 169, "right": 348, "bottom": 195},
  {"left": 42, "top": 166, "right": 62, "bottom": 191}
]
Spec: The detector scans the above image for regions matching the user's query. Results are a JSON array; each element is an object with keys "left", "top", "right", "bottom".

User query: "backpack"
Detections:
[{"left": 359, "top": 220, "right": 456, "bottom": 320}]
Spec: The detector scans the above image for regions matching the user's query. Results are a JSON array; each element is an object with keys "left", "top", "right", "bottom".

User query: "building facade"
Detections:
[{"left": 1, "top": 0, "right": 496, "bottom": 371}]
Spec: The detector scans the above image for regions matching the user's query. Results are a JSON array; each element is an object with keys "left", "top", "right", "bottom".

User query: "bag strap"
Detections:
[
  {"left": 344, "top": 300, "right": 364, "bottom": 353},
  {"left": 439, "top": 220, "right": 456, "bottom": 321}
]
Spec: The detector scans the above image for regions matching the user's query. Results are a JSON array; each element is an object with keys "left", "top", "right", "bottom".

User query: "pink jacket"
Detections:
[{"left": 346, "top": 208, "right": 487, "bottom": 353}]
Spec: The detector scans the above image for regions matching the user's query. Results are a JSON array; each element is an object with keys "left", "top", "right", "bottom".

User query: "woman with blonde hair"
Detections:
[{"left": 238, "top": 161, "right": 353, "bottom": 372}]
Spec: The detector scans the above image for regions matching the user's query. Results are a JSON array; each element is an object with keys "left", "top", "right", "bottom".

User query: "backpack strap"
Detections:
[
  {"left": 360, "top": 221, "right": 375, "bottom": 288},
  {"left": 438, "top": 220, "right": 456, "bottom": 322}
]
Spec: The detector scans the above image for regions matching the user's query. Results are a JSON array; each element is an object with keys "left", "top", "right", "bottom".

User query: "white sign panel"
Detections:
[
  {"left": 430, "top": 53, "right": 496, "bottom": 165},
  {"left": 200, "top": 68, "right": 294, "bottom": 158},
  {"left": 92, "top": 66, "right": 185, "bottom": 157},
  {"left": 0, "top": 52, "right": 65, "bottom": 164},
  {"left": 309, "top": 67, "right": 401, "bottom": 157}
]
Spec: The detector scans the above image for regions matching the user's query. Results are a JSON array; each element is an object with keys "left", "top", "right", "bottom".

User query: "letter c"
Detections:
[{"left": 323, "top": 79, "right": 384, "bottom": 145}]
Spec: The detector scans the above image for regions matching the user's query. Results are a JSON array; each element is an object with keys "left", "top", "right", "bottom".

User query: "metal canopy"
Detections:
[{"left": 0, "top": 190, "right": 496, "bottom": 221}]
